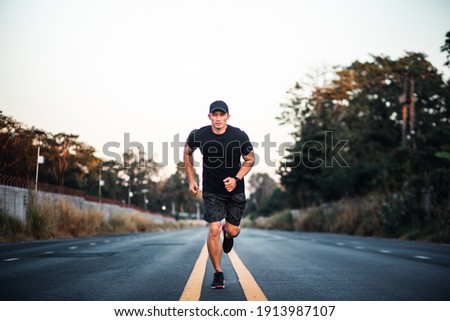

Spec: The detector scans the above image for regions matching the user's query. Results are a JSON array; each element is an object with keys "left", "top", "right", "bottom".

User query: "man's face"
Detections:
[{"left": 208, "top": 111, "right": 230, "bottom": 129}]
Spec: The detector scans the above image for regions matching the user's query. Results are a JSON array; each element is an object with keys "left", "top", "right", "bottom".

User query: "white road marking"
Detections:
[
  {"left": 379, "top": 250, "right": 392, "bottom": 254},
  {"left": 43, "top": 251, "right": 54, "bottom": 255},
  {"left": 89, "top": 243, "right": 96, "bottom": 246},
  {"left": 414, "top": 255, "right": 431, "bottom": 260},
  {"left": 355, "top": 246, "right": 365, "bottom": 250},
  {"left": 336, "top": 242, "right": 345, "bottom": 246},
  {"left": 104, "top": 240, "right": 110, "bottom": 243},
  {"left": 69, "top": 246, "right": 78, "bottom": 250},
  {"left": 3, "top": 258, "right": 20, "bottom": 262}
]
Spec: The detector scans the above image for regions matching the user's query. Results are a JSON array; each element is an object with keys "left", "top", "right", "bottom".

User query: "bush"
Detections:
[
  {"left": 56, "top": 199, "right": 105, "bottom": 237},
  {"left": 26, "top": 192, "right": 58, "bottom": 239},
  {"left": 18, "top": 191, "right": 182, "bottom": 242},
  {"left": 0, "top": 207, "right": 26, "bottom": 242},
  {"left": 254, "top": 210, "right": 294, "bottom": 231}
]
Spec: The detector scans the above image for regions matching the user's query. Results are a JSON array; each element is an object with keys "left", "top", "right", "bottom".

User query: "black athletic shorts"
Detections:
[{"left": 202, "top": 192, "right": 246, "bottom": 226}]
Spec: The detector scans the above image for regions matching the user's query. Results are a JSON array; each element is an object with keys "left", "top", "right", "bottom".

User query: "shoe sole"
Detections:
[{"left": 211, "top": 280, "right": 225, "bottom": 289}]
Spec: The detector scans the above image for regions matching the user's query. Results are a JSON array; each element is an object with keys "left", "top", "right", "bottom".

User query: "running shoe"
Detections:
[
  {"left": 211, "top": 271, "right": 225, "bottom": 289},
  {"left": 222, "top": 227, "right": 234, "bottom": 253}
]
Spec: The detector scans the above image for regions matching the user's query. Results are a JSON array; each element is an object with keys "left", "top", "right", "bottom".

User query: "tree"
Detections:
[
  {"left": 0, "top": 112, "right": 44, "bottom": 179},
  {"left": 247, "top": 172, "right": 279, "bottom": 216},
  {"left": 159, "top": 162, "right": 200, "bottom": 217},
  {"left": 278, "top": 51, "right": 450, "bottom": 229},
  {"left": 115, "top": 150, "right": 160, "bottom": 208},
  {"left": 441, "top": 30, "right": 450, "bottom": 67}
]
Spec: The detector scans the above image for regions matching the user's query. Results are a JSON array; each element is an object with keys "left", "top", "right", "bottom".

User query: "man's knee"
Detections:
[
  {"left": 226, "top": 223, "right": 240, "bottom": 238},
  {"left": 209, "top": 222, "right": 222, "bottom": 238}
]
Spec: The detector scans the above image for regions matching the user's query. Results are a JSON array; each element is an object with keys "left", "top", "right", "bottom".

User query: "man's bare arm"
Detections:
[
  {"left": 236, "top": 150, "right": 255, "bottom": 179},
  {"left": 223, "top": 150, "right": 256, "bottom": 192},
  {"left": 184, "top": 143, "right": 199, "bottom": 196}
]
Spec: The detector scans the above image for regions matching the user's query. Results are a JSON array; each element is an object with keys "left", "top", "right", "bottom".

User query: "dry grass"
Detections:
[
  {"left": 251, "top": 210, "right": 294, "bottom": 231},
  {"left": 244, "top": 194, "right": 384, "bottom": 237},
  {"left": 0, "top": 191, "right": 202, "bottom": 242},
  {"left": 108, "top": 212, "right": 166, "bottom": 233},
  {"left": 241, "top": 211, "right": 294, "bottom": 231},
  {"left": 243, "top": 193, "right": 449, "bottom": 242},
  {"left": 56, "top": 199, "right": 104, "bottom": 237},
  {"left": 294, "top": 195, "right": 383, "bottom": 236},
  {"left": 0, "top": 206, "right": 27, "bottom": 242}
]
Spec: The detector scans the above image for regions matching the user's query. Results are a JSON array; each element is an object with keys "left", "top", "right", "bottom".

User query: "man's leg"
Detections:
[
  {"left": 207, "top": 221, "right": 223, "bottom": 272},
  {"left": 208, "top": 221, "right": 225, "bottom": 288},
  {"left": 222, "top": 193, "right": 245, "bottom": 253},
  {"left": 222, "top": 221, "right": 239, "bottom": 253},
  {"left": 202, "top": 192, "right": 227, "bottom": 288},
  {"left": 225, "top": 221, "right": 241, "bottom": 239}
]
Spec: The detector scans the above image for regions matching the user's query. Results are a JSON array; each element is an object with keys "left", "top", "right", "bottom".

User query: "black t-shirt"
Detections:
[{"left": 186, "top": 125, "right": 253, "bottom": 195}]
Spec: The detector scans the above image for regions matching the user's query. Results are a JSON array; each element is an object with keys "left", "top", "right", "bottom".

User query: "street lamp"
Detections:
[
  {"left": 133, "top": 188, "right": 149, "bottom": 210},
  {"left": 35, "top": 141, "right": 44, "bottom": 191},
  {"left": 98, "top": 163, "right": 104, "bottom": 203},
  {"left": 128, "top": 186, "right": 133, "bottom": 205}
]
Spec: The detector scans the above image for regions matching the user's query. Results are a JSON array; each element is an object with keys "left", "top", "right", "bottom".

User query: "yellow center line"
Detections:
[
  {"left": 228, "top": 249, "right": 268, "bottom": 301},
  {"left": 179, "top": 241, "right": 268, "bottom": 301},
  {"left": 179, "top": 242, "right": 208, "bottom": 301}
]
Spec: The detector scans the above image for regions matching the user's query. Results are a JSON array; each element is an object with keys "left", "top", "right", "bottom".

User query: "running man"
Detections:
[{"left": 184, "top": 100, "right": 255, "bottom": 289}]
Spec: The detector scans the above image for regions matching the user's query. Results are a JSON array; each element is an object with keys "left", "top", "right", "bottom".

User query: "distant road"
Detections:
[{"left": 1, "top": 228, "right": 449, "bottom": 300}]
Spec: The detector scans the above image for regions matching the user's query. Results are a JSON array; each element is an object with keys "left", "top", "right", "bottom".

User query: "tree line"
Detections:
[
  {"left": 275, "top": 33, "right": 450, "bottom": 238},
  {"left": 1, "top": 32, "right": 449, "bottom": 237},
  {"left": 0, "top": 115, "right": 200, "bottom": 216}
]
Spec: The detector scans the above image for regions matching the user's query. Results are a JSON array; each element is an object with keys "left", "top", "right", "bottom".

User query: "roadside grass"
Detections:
[
  {"left": 241, "top": 209, "right": 294, "bottom": 231},
  {"left": 0, "top": 191, "right": 205, "bottom": 243},
  {"left": 0, "top": 206, "right": 27, "bottom": 242},
  {"left": 244, "top": 193, "right": 450, "bottom": 243}
]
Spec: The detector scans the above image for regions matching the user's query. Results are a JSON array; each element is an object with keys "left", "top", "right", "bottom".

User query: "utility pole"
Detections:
[
  {"left": 399, "top": 76, "right": 416, "bottom": 149},
  {"left": 128, "top": 185, "right": 132, "bottom": 205},
  {"left": 98, "top": 164, "right": 104, "bottom": 203},
  {"left": 400, "top": 77, "right": 408, "bottom": 147},
  {"left": 35, "top": 142, "right": 44, "bottom": 191},
  {"left": 409, "top": 78, "right": 416, "bottom": 151}
]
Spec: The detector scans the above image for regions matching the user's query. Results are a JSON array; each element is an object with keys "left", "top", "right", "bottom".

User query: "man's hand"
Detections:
[
  {"left": 189, "top": 181, "right": 199, "bottom": 196},
  {"left": 223, "top": 177, "right": 237, "bottom": 192}
]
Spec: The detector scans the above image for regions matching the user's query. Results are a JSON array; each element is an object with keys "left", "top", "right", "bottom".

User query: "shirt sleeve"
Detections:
[
  {"left": 186, "top": 129, "right": 200, "bottom": 150},
  {"left": 240, "top": 131, "right": 253, "bottom": 156}
]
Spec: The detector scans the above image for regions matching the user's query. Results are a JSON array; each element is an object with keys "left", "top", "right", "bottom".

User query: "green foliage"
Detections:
[
  {"left": 378, "top": 193, "right": 407, "bottom": 236},
  {"left": 278, "top": 50, "right": 450, "bottom": 238},
  {"left": 287, "top": 194, "right": 448, "bottom": 241},
  {"left": 158, "top": 161, "right": 201, "bottom": 217},
  {"left": 435, "top": 151, "right": 450, "bottom": 161},
  {"left": 441, "top": 30, "right": 450, "bottom": 67},
  {"left": 0, "top": 112, "right": 39, "bottom": 179},
  {"left": 1, "top": 109, "right": 202, "bottom": 217}
]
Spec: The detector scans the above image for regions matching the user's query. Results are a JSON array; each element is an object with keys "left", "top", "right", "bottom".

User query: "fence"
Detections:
[{"left": 0, "top": 174, "right": 171, "bottom": 224}]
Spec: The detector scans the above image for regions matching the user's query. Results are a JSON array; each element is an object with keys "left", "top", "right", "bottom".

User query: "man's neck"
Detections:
[{"left": 211, "top": 124, "right": 228, "bottom": 135}]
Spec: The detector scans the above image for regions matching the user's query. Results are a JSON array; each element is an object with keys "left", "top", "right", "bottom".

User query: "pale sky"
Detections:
[{"left": 1, "top": 0, "right": 449, "bottom": 180}]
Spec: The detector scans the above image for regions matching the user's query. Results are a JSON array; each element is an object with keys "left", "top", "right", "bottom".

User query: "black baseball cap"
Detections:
[{"left": 209, "top": 100, "right": 229, "bottom": 114}]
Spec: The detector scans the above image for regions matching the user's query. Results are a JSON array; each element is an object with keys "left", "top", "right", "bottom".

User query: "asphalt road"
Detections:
[{"left": 1, "top": 227, "right": 449, "bottom": 300}]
